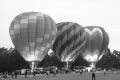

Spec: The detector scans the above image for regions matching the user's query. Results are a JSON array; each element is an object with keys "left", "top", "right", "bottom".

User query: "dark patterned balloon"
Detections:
[
  {"left": 9, "top": 12, "right": 57, "bottom": 68},
  {"left": 81, "top": 26, "right": 109, "bottom": 67},
  {"left": 53, "top": 22, "right": 86, "bottom": 63}
]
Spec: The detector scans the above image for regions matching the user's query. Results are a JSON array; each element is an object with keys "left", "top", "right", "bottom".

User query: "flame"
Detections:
[
  {"left": 26, "top": 54, "right": 37, "bottom": 61},
  {"left": 85, "top": 54, "right": 98, "bottom": 62},
  {"left": 83, "top": 49, "right": 100, "bottom": 62}
]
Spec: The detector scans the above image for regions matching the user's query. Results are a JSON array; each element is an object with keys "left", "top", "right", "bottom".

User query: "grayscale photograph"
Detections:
[{"left": 0, "top": 0, "right": 120, "bottom": 80}]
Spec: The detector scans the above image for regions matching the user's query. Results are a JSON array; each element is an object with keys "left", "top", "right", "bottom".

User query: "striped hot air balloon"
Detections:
[
  {"left": 52, "top": 22, "right": 86, "bottom": 68},
  {"left": 9, "top": 12, "right": 57, "bottom": 71},
  {"left": 81, "top": 26, "right": 109, "bottom": 68}
]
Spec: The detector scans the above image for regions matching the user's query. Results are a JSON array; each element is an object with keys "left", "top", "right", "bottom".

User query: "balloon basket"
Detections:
[
  {"left": 62, "top": 61, "right": 73, "bottom": 73},
  {"left": 90, "top": 62, "right": 96, "bottom": 69},
  {"left": 64, "top": 62, "right": 71, "bottom": 69},
  {"left": 27, "top": 61, "right": 40, "bottom": 76}
]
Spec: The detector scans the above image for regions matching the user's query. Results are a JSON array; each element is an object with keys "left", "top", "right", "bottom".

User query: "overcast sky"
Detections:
[{"left": 0, "top": 0, "right": 120, "bottom": 51}]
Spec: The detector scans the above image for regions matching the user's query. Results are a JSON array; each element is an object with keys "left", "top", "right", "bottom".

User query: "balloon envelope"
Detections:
[
  {"left": 81, "top": 26, "right": 109, "bottom": 64},
  {"left": 9, "top": 12, "right": 57, "bottom": 63},
  {"left": 53, "top": 22, "right": 86, "bottom": 62}
]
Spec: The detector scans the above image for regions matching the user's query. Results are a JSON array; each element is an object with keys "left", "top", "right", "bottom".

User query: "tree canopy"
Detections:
[{"left": 0, "top": 47, "right": 120, "bottom": 72}]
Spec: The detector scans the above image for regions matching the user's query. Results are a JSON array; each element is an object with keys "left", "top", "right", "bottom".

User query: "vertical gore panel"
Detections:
[
  {"left": 28, "top": 15, "right": 37, "bottom": 55},
  {"left": 49, "top": 17, "right": 57, "bottom": 44},
  {"left": 20, "top": 15, "right": 29, "bottom": 58},
  {"left": 42, "top": 15, "right": 51, "bottom": 46},
  {"left": 35, "top": 14, "right": 44, "bottom": 58},
  {"left": 41, "top": 15, "right": 51, "bottom": 59},
  {"left": 14, "top": 16, "right": 25, "bottom": 56}
]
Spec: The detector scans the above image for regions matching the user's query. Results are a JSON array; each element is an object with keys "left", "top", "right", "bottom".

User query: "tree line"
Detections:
[{"left": 0, "top": 47, "right": 120, "bottom": 72}]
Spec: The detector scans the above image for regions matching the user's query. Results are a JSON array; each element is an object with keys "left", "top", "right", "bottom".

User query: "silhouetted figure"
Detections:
[
  {"left": 104, "top": 69, "right": 106, "bottom": 75},
  {"left": 14, "top": 71, "right": 18, "bottom": 78},
  {"left": 52, "top": 68, "right": 57, "bottom": 77},
  {"left": 11, "top": 72, "right": 14, "bottom": 78},
  {"left": 3, "top": 73, "right": 7, "bottom": 78},
  {"left": 25, "top": 70, "right": 27, "bottom": 78},
  {"left": 33, "top": 71, "right": 36, "bottom": 77},
  {"left": 79, "top": 70, "right": 83, "bottom": 75},
  {"left": 92, "top": 69, "right": 96, "bottom": 80},
  {"left": 46, "top": 71, "right": 49, "bottom": 77}
]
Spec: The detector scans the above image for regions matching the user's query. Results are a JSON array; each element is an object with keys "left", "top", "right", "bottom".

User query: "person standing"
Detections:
[
  {"left": 92, "top": 69, "right": 96, "bottom": 80},
  {"left": 52, "top": 67, "right": 57, "bottom": 77},
  {"left": 33, "top": 71, "right": 36, "bottom": 77},
  {"left": 25, "top": 70, "right": 27, "bottom": 78},
  {"left": 11, "top": 71, "right": 14, "bottom": 78},
  {"left": 14, "top": 70, "right": 18, "bottom": 78},
  {"left": 104, "top": 69, "right": 106, "bottom": 75},
  {"left": 79, "top": 69, "right": 83, "bottom": 75},
  {"left": 46, "top": 70, "right": 49, "bottom": 77}
]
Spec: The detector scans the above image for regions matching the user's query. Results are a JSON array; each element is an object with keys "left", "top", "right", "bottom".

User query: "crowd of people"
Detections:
[
  {"left": 0, "top": 66, "right": 112, "bottom": 80},
  {"left": 0, "top": 66, "right": 58, "bottom": 79}
]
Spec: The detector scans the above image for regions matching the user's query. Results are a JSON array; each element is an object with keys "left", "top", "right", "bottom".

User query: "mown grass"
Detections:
[{"left": 1, "top": 71, "right": 120, "bottom": 80}]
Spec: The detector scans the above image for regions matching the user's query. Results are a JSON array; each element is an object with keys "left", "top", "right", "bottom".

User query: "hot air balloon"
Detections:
[
  {"left": 81, "top": 26, "right": 109, "bottom": 68},
  {"left": 9, "top": 12, "right": 57, "bottom": 72},
  {"left": 52, "top": 22, "right": 86, "bottom": 69}
]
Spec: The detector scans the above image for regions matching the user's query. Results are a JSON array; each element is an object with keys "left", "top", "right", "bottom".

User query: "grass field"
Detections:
[{"left": 1, "top": 71, "right": 120, "bottom": 80}]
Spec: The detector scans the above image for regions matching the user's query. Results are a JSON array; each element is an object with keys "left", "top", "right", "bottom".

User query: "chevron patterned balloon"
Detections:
[
  {"left": 9, "top": 12, "right": 57, "bottom": 68},
  {"left": 81, "top": 26, "right": 109, "bottom": 67},
  {"left": 52, "top": 22, "right": 86, "bottom": 63}
]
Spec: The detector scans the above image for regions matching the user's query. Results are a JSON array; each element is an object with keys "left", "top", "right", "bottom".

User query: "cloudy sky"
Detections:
[{"left": 0, "top": 0, "right": 120, "bottom": 51}]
